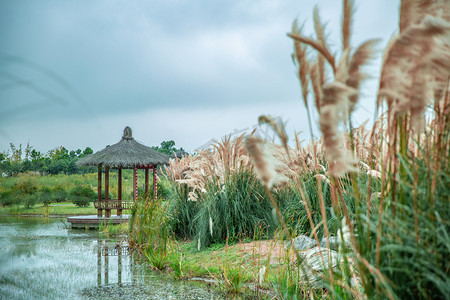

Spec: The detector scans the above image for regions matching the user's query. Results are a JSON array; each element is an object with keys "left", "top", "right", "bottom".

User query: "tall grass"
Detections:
[
  {"left": 168, "top": 183, "right": 199, "bottom": 239},
  {"left": 165, "top": 136, "right": 281, "bottom": 249},
  {"left": 193, "top": 169, "right": 278, "bottom": 249},
  {"left": 270, "top": 0, "right": 450, "bottom": 298},
  {"left": 128, "top": 197, "right": 174, "bottom": 270},
  {"left": 130, "top": 1, "right": 449, "bottom": 298}
]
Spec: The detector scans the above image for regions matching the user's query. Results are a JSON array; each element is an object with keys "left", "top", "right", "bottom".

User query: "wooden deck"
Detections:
[{"left": 67, "top": 215, "right": 130, "bottom": 229}]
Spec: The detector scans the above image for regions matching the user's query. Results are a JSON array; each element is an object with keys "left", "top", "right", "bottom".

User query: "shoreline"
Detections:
[{"left": 0, "top": 213, "right": 96, "bottom": 218}]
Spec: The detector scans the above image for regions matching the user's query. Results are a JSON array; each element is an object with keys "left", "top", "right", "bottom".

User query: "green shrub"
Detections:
[
  {"left": 51, "top": 185, "right": 68, "bottom": 203},
  {"left": 0, "top": 189, "right": 15, "bottom": 207},
  {"left": 276, "top": 175, "right": 343, "bottom": 239},
  {"left": 22, "top": 194, "right": 37, "bottom": 208},
  {"left": 0, "top": 180, "right": 39, "bottom": 208},
  {"left": 39, "top": 186, "right": 53, "bottom": 206},
  {"left": 70, "top": 185, "right": 96, "bottom": 207},
  {"left": 101, "top": 190, "right": 112, "bottom": 199},
  {"left": 14, "top": 180, "right": 38, "bottom": 195},
  {"left": 361, "top": 156, "right": 450, "bottom": 299}
]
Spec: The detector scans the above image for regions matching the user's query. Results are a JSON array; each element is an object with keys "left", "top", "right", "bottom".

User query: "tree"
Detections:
[
  {"left": 48, "top": 159, "right": 69, "bottom": 175},
  {"left": 69, "top": 150, "right": 77, "bottom": 160},
  {"left": 1, "top": 143, "right": 96, "bottom": 175},
  {"left": 82, "top": 147, "right": 93, "bottom": 157},
  {"left": 30, "top": 149, "right": 41, "bottom": 160},
  {"left": 24, "top": 143, "right": 33, "bottom": 161},
  {"left": 152, "top": 140, "right": 180, "bottom": 155},
  {"left": 9, "top": 143, "right": 22, "bottom": 162}
]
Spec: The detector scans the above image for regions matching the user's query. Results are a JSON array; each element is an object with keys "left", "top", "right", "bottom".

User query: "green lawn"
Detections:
[{"left": 0, "top": 202, "right": 100, "bottom": 216}]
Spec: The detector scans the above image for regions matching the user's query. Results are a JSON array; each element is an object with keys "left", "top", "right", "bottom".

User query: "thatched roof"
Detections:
[{"left": 77, "top": 126, "right": 170, "bottom": 168}]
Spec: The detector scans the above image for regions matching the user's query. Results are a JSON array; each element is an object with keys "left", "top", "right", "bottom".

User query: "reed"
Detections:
[
  {"left": 128, "top": 197, "right": 174, "bottom": 271},
  {"left": 129, "top": 1, "right": 449, "bottom": 297},
  {"left": 277, "top": 0, "right": 450, "bottom": 298}
]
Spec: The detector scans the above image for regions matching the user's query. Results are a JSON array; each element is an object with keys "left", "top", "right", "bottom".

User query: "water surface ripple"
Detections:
[{"left": 0, "top": 216, "right": 221, "bottom": 299}]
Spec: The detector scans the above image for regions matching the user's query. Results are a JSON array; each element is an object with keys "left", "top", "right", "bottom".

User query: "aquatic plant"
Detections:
[{"left": 129, "top": 197, "right": 174, "bottom": 271}]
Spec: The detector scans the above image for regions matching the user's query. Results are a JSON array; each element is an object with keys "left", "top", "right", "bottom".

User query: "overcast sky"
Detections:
[{"left": 0, "top": 0, "right": 399, "bottom": 154}]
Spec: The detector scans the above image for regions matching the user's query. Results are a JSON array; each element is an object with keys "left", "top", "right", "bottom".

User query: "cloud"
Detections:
[
  {"left": 3, "top": 99, "right": 315, "bottom": 153},
  {"left": 0, "top": 0, "right": 399, "bottom": 153}
]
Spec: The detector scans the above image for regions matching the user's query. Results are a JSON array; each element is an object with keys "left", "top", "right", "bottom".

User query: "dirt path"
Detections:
[{"left": 236, "top": 240, "right": 295, "bottom": 265}]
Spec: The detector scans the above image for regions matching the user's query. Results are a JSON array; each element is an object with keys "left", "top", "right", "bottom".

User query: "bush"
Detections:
[
  {"left": 39, "top": 186, "right": 53, "bottom": 206},
  {"left": 101, "top": 190, "right": 112, "bottom": 200},
  {"left": 70, "top": 185, "right": 96, "bottom": 207},
  {"left": 276, "top": 174, "right": 340, "bottom": 239},
  {"left": 0, "top": 189, "right": 15, "bottom": 207},
  {"left": 22, "top": 194, "right": 37, "bottom": 208},
  {"left": 14, "top": 180, "right": 38, "bottom": 195},
  {"left": 52, "top": 185, "right": 68, "bottom": 203},
  {"left": 0, "top": 180, "right": 40, "bottom": 208}
]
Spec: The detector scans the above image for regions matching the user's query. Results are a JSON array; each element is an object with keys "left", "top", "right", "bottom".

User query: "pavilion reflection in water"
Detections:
[{"left": 96, "top": 238, "right": 134, "bottom": 286}]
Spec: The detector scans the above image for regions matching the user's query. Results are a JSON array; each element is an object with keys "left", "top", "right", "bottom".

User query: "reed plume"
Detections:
[
  {"left": 378, "top": 14, "right": 450, "bottom": 132},
  {"left": 313, "top": 6, "right": 329, "bottom": 85},
  {"left": 319, "top": 81, "right": 358, "bottom": 176},
  {"left": 342, "top": 0, "right": 354, "bottom": 51},
  {"left": 292, "top": 20, "right": 310, "bottom": 109},
  {"left": 289, "top": 1, "right": 378, "bottom": 177},
  {"left": 244, "top": 136, "right": 288, "bottom": 189},
  {"left": 310, "top": 61, "right": 322, "bottom": 112},
  {"left": 347, "top": 39, "right": 379, "bottom": 111},
  {"left": 257, "top": 115, "right": 290, "bottom": 157}
]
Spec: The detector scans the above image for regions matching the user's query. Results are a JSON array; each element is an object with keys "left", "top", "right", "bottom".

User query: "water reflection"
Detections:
[
  {"left": 96, "top": 239, "right": 129, "bottom": 286},
  {"left": 0, "top": 216, "right": 222, "bottom": 299}
]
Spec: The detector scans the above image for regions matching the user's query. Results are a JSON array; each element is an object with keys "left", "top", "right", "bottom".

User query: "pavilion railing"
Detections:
[{"left": 94, "top": 199, "right": 135, "bottom": 210}]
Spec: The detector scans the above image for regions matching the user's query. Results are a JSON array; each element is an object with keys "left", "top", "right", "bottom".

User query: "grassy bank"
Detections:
[
  {"left": 159, "top": 239, "right": 297, "bottom": 298},
  {"left": 0, "top": 171, "right": 171, "bottom": 212},
  {"left": 0, "top": 202, "right": 97, "bottom": 216}
]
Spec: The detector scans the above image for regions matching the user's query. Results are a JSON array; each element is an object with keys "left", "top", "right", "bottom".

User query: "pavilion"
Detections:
[{"left": 68, "top": 126, "right": 169, "bottom": 228}]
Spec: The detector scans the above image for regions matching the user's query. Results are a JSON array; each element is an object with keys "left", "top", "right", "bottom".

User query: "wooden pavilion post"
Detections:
[
  {"left": 117, "top": 168, "right": 122, "bottom": 217},
  {"left": 97, "top": 165, "right": 102, "bottom": 217},
  {"left": 153, "top": 166, "right": 157, "bottom": 201},
  {"left": 105, "top": 166, "right": 110, "bottom": 218},
  {"left": 133, "top": 168, "right": 138, "bottom": 202},
  {"left": 144, "top": 168, "right": 149, "bottom": 202}
]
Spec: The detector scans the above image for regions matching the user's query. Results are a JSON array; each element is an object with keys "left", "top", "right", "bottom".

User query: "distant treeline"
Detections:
[
  {"left": 0, "top": 140, "right": 183, "bottom": 176},
  {"left": 0, "top": 143, "right": 95, "bottom": 176}
]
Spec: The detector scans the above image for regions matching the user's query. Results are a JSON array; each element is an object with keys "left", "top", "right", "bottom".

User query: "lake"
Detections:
[{"left": 0, "top": 216, "right": 222, "bottom": 299}]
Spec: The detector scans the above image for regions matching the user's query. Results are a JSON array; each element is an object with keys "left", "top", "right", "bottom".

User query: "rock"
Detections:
[
  {"left": 292, "top": 245, "right": 361, "bottom": 288},
  {"left": 319, "top": 236, "right": 341, "bottom": 250},
  {"left": 300, "top": 246, "right": 340, "bottom": 270},
  {"left": 286, "top": 235, "right": 316, "bottom": 251},
  {"left": 290, "top": 247, "right": 342, "bottom": 286}
]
